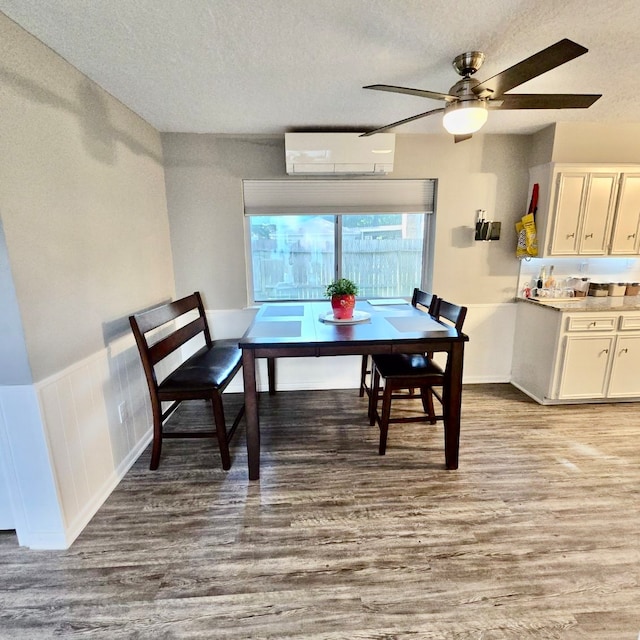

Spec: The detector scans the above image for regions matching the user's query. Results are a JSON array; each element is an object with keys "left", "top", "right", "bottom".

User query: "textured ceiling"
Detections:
[{"left": 1, "top": 0, "right": 638, "bottom": 135}]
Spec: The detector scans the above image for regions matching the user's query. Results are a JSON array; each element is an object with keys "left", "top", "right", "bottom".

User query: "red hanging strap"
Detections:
[{"left": 528, "top": 183, "right": 539, "bottom": 218}]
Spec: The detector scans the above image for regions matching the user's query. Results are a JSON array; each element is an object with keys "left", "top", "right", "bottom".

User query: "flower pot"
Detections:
[{"left": 331, "top": 294, "right": 356, "bottom": 319}]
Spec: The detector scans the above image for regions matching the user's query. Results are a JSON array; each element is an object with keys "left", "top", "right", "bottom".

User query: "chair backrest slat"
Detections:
[
  {"left": 437, "top": 299, "right": 467, "bottom": 331},
  {"left": 133, "top": 293, "right": 201, "bottom": 334},
  {"left": 411, "top": 288, "right": 439, "bottom": 317},
  {"left": 148, "top": 317, "right": 206, "bottom": 365}
]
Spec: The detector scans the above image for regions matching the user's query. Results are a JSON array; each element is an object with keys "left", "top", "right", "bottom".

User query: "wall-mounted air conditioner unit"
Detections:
[{"left": 285, "top": 132, "right": 395, "bottom": 175}]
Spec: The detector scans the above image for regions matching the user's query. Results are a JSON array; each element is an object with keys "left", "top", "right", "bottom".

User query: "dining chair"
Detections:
[
  {"left": 129, "top": 292, "right": 244, "bottom": 470},
  {"left": 367, "top": 299, "right": 467, "bottom": 455},
  {"left": 359, "top": 288, "right": 439, "bottom": 398}
]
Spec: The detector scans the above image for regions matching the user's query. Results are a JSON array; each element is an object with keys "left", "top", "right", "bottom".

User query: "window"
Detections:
[{"left": 243, "top": 180, "right": 435, "bottom": 302}]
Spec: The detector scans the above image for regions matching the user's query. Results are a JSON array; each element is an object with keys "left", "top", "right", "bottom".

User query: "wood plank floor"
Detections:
[{"left": 1, "top": 384, "right": 639, "bottom": 639}]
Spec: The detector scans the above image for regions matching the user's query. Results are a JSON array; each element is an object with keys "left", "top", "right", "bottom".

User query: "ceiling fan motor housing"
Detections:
[
  {"left": 449, "top": 77, "right": 483, "bottom": 102},
  {"left": 452, "top": 51, "right": 485, "bottom": 77}
]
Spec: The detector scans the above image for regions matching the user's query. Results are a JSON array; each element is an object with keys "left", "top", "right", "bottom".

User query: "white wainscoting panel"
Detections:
[
  {"left": 460, "top": 303, "right": 517, "bottom": 383},
  {"left": 35, "top": 334, "right": 153, "bottom": 548},
  {"left": 0, "top": 332, "right": 153, "bottom": 549}
]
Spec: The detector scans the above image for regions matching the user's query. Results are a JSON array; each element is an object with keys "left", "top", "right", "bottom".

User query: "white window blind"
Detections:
[{"left": 242, "top": 179, "right": 436, "bottom": 215}]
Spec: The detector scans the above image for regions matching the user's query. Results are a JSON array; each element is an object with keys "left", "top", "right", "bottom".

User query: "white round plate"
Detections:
[{"left": 319, "top": 310, "right": 371, "bottom": 325}]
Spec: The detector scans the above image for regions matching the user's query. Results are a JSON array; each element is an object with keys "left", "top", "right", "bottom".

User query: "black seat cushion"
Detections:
[
  {"left": 159, "top": 339, "right": 241, "bottom": 392},
  {"left": 373, "top": 353, "right": 443, "bottom": 379}
]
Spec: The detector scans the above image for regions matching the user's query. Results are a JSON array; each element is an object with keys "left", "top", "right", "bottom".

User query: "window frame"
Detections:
[{"left": 243, "top": 179, "right": 437, "bottom": 304}]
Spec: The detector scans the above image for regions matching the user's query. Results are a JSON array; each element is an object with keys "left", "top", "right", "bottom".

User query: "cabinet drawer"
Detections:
[
  {"left": 566, "top": 315, "right": 617, "bottom": 331},
  {"left": 619, "top": 314, "right": 640, "bottom": 330}
]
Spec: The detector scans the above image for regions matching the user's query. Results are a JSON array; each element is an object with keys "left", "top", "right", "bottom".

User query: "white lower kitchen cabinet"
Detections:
[
  {"left": 558, "top": 335, "right": 615, "bottom": 399},
  {"left": 608, "top": 334, "right": 640, "bottom": 397},
  {"left": 511, "top": 299, "right": 640, "bottom": 404}
]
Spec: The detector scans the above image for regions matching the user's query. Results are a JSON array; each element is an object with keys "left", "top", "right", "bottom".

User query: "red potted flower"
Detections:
[{"left": 325, "top": 278, "right": 359, "bottom": 320}]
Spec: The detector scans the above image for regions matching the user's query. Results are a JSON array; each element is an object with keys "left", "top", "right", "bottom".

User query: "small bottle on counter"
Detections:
[
  {"left": 537, "top": 267, "right": 546, "bottom": 290},
  {"left": 544, "top": 265, "right": 555, "bottom": 289}
]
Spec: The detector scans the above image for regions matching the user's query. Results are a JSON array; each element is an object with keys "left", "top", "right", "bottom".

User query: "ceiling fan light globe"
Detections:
[{"left": 442, "top": 101, "right": 488, "bottom": 135}]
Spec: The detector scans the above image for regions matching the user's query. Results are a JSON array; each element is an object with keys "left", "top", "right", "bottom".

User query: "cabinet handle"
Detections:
[
  {"left": 601, "top": 349, "right": 609, "bottom": 355},
  {"left": 585, "top": 232, "right": 593, "bottom": 239},
  {"left": 589, "top": 321, "right": 597, "bottom": 327},
  {"left": 619, "top": 348, "right": 629, "bottom": 355},
  {"left": 627, "top": 233, "right": 636, "bottom": 240},
  {"left": 567, "top": 232, "right": 575, "bottom": 239}
]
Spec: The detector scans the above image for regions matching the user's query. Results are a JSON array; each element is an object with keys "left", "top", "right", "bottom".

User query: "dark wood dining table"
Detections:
[{"left": 239, "top": 300, "right": 469, "bottom": 480}]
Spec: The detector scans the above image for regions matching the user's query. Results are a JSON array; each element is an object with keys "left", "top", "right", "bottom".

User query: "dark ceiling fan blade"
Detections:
[
  {"left": 473, "top": 39, "right": 589, "bottom": 97},
  {"left": 364, "top": 84, "right": 455, "bottom": 102},
  {"left": 489, "top": 93, "right": 601, "bottom": 109},
  {"left": 360, "top": 108, "right": 445, "bottom": 137},
  {"left": 454, "top": 134, "right": 473, "bottom": 143}
]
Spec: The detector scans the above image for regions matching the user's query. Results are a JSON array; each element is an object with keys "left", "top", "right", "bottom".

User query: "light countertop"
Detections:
[{"left": 517, "top": 296, "right": 640, "bottom": 312}]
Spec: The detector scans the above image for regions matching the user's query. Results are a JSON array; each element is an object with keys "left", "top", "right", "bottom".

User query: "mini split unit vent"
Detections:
[{"left": 285, "top": 132, "right": 395, "bottom": 175}]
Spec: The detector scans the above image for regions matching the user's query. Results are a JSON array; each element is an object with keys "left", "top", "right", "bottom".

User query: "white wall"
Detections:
[
  {"left": 162, "top": 134, "right": 285, "bottom": 309},
  {"left": 0, "top": 13, "right": 175, "bottom": 548},
  {"left": 393, "top": 135, "right": 532, "bottom": 305},
  {"left": 163, "top": 133, "right": 532, "bottom": 307},
  {"left": 1, "top": 14, "right": 175, "bottom": 381},
  {"left": 162, "top": 132, "right": 532, "bottom": 387},
  {"left": 517, "top": 257, "right": 640, "bottom": 297},
  {"left": 550, "top": 123, "right": 640, "bottom": 164}
]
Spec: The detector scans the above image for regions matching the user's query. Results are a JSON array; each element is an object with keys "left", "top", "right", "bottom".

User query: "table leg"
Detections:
[
  {"left": 443, "top": 342, "right": 464, "bottom": 470},
  {"left": 267, "top": 357, "right": 276, "bottom": 395},
  {"left": 242, "top": 349, "right": 260, "bottom": 480}
]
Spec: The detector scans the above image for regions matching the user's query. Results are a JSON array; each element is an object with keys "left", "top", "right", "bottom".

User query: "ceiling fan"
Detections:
[{"left": 361, "top": 38, "right": 601, "bottom": 142}]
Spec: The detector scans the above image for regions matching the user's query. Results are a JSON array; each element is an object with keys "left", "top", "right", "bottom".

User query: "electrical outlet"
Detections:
[
  {"left": 117, "top": 401, "right": 127, "bottom": 424},
  {"left": 578, "top": 261, "right": 589, "bottom": 274}
]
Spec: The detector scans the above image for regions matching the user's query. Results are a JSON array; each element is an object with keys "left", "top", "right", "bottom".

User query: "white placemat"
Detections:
[
  {"left": 367, "top": 298, "right": 410, "bottom": 306},
  {"left": 386, "top": 316, "right": 449, "bottom": 333}
]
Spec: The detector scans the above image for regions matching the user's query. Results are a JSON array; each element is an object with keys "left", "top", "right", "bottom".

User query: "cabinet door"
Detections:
[
  {"left": 550, "top": 173, "right": 587, "bottom": 254},
  {"left": 607, "top": 335, "right": 640, "bottom": 397},
  {"left": 579, "top": 173, "right": 618, "bottom": 254},
  {"left": 558, "top": 335, "right": 614, "bottom": 399},
  {"left": 610, "top": 173, "right": 640, "bottom": 254}
]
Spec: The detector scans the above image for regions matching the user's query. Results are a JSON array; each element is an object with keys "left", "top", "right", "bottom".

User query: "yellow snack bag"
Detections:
[
  {"left": 515, "top": 221, "right": 528, "bottom": 259},
  {"left": 521, "top": 213, "right": 538, "bottom": 257}
]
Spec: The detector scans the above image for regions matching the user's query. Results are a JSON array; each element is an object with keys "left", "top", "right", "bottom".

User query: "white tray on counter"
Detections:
[{"left": 530, "top": 297, "right": 584, "bottom": 303}]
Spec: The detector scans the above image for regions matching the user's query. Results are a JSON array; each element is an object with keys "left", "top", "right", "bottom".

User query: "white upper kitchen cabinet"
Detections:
[
  {"left": 528, "top": 163, "right": 640, "bottom": 257},
  {"left": 609, "top": 173, "right": 640, "bottom": 255},
  {"left": 549, "top": 172, "right": 586, "bottom": 254}
]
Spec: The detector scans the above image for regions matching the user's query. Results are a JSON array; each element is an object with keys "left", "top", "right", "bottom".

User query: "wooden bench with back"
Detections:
[{"left": 129, "top": 291, "right": 245, "bottom": 470}]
